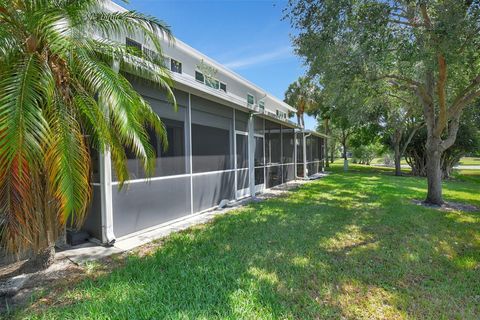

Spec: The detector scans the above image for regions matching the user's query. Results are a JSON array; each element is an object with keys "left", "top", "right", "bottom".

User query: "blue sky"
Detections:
[{"left": 114, "top": 0, "right": 318, "bottom": 130}]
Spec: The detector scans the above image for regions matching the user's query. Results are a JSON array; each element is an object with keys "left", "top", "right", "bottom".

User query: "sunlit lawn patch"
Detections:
[
  {"left": 16, "top": 164, "right": 480, "bottom": 320},
  {"left": 459, "top": 157, "right": 480, "bottom": 166}
]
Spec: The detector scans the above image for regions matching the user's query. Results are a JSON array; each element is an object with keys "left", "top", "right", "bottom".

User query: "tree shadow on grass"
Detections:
[{"left": 19, "top": 171, "right": 480, "bottom": 319}]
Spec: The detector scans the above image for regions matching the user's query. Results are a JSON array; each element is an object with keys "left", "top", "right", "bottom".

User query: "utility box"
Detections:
[{"left": 66, "top": 229, "right": 90, "bottom": 246}]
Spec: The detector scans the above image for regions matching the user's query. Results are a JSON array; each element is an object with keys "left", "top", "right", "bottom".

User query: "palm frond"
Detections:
[
  {"left": 0, "top": 54, "right": 51, "bottom": 169},
  {"left": 0, "top": 155, "right": 38, "bottom": 254},
  {"left": 72, "top": 49, "right": 159, "bottom": 175},
  {"left": 81, "top": 10, "right": 173, "bottom": 56},
  {"left": 0, "top": 0, "right": 177, "bottom": 255},
  {"left": 45, "top": 96, "right": 91, "bottom": 226}
]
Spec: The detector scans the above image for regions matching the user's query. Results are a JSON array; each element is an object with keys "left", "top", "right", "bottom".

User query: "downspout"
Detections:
[
  {"left": 100, "top": 60, "right": 118, "bottom": 246},
  {"left": 100, "top": 150, "right": 116, "bottom": 246}
]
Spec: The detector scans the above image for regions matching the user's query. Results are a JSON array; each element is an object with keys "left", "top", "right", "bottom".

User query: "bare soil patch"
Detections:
[{"left": 412, "top": 199, "right": 479, "bottom": 212}]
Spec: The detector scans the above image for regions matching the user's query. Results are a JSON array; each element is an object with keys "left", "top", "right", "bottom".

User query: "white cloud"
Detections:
[{"left": 223, "top": 46, "right": 293, "bottom": 69}]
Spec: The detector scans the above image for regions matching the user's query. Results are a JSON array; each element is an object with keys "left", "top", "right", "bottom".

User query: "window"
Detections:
[
  {"left": 247, "top": 94, "right": 255, "bottom": 107},
  {"left": 195, "top": 70, "right": 225, "bottom": 92},
  {"left": 258, "top": 100, "right": 265, "bottom": 110},
  {"left": 195, "top": 71, "right": 205, "bottom": 83},
  {"left": 170, "top": 59, "right": 182, "bottom": 73},
  {"left": 276, "top": 110, "right": 287, "bottom": 120},
  {"left": 220, "top": 82, "right": 227, "bottom": 92},
  {"left": 126, "top": 37, "right": 142, "bottom": 51},
  {"left": 205, "top": 76, "right": 220, "bottom": 89},
  {"left": 192, "top": 124, "right": 232, "bottom": 173}
]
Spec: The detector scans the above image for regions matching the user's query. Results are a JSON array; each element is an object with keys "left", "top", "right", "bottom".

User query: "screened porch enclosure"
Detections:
[{"left": 82, "top": 80, "right": 325, "bottom": 241}]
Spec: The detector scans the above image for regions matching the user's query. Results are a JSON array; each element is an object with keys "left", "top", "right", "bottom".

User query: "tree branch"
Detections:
[
  {"left": 440, "top": 114, "right": 461, "bottom": 152},
  {"left": 388, "top": 19, "right": 425, "bottom": 28},
  {"left": 401, "top": 123, "right": 425, "bottom": 156},
  {"left": 386, "top": 93, "right": 411, "bottom": 105},
  {"left": 374, "top": 74, "right": 422, "bottom": 87},
  {"left": 422, "top": 69, "right": 436, "bottom": 137},
  {"left": 449, "top": 74, "right": 480, "bottom": 117},
  {"left": 434, "top": 54, "right": 447, "bottom": 137}
]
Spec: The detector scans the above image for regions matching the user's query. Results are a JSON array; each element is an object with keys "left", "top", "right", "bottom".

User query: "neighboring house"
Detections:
[{"left": 82, "top": 1, "right": 326, "bottom": 244}]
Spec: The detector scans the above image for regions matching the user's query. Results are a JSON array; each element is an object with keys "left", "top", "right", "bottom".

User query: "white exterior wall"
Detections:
[{"left": 105, "top": 1, "right": 296, "bottom": 124}]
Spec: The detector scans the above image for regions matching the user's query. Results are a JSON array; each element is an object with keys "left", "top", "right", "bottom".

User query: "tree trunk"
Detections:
[
  {"left": 425, "top": 142, "right": 443, "bottom": 205},
  {"left": 324, "top": 119, "right": 329, "bottom": 167},
  {"left": 297, "top": 112, "right": 304, "bottom": 127},
  {"left": 394, "top": 142, "right": 402, "bottom": 176},
  {"left": 342, "top": 140, "right": 348, "bottom": 172},
  {"left": 330, "top": 141, "right": 335, "bottom": 163}
]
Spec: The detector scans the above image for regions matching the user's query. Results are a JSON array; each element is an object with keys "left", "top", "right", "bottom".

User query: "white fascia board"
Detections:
[
  {"left": 171, "top": 73, "right": 252, "bottom": 112},
  {"left": 302, "top": 129, "right": 329, "bottom": 138},
  {"left": 104, "top": 0, "right": 297, "bottom": 113},
  {"left": 171, "top": 39, "right": 297, "bottom": 113},
  {"left": 256, "top": 112, "right": 300, "bottom": 129}
]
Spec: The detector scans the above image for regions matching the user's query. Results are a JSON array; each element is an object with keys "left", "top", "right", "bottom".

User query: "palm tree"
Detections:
[
  {"left": 284, "top": 76, "right": 318, "bottom": 128},
  {"left": 0, "top": 0, "right": 176, "bottom": 269}
]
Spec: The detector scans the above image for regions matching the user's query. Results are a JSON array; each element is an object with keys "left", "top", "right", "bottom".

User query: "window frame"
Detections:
[
  {"left": 195, "top": 69, "right": 226, "bottom": 92},
  {"left": 195, "top": 70, "right": 205, "bottom": 83},
  {"left": 276, "top": 109, "right": 287, "bottom": 120},
  {"left": 170, "top": 58, "right": 182, "bottom": 74},
  {"left": 205, "top": 75, "right": 220, "bottom": 90},
  {"left": 258, "top": 100, "right": 265, "bottom": 110},
  {"left": 247, "top": 93, "right": 255, "bottom": 107},
  {"left": 220, "top": 82, "right": 227, "bottom": 92}
]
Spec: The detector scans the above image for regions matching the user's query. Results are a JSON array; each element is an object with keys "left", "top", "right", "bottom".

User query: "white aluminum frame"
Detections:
[{"left": 91, "top": 90, "right": 325, "bottom": 244}]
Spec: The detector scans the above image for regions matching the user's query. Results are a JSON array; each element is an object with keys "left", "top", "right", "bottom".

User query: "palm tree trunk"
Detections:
[{"left": 22, "top": 245, "right": 55, "bottom": 273}]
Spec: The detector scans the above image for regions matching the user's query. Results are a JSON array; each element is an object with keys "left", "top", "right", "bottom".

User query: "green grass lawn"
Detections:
[
  {"left": 371, "top": 157, "right": 409, "bottom": 165},
  {"left": 370, "top": 156, "right": 480, "bottom": 167},
  {"left": 459, "top": 157, "right": 480, "bottom": 166},
  {"left": 17, "top": 165, "right": 480, "bottom": 320}
]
